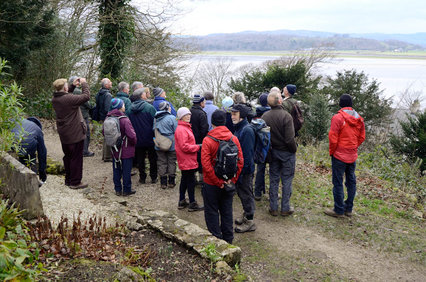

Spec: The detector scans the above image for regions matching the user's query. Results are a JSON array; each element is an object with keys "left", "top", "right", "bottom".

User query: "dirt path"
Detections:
[{"left": 42, "top": 126, "right": 425, "bottom": 281}]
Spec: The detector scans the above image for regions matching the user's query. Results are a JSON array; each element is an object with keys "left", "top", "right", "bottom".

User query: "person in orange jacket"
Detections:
[
  {"left": 174, "top": 107, "right": 204, "bottom": 212},
  {"left": 325, "top": 94, "right": 365, "bottom": 218}
]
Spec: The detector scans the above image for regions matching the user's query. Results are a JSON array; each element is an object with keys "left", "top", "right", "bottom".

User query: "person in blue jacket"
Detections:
[
  {"left": 231, "top": 104, "right": 257, "bottom": 233},
  {"left": 12, "top": 117, "right": 47, "bottom": 185},
  {"left": 152, "top": 87, "right": 177, "bottom": 116},
  {"left": 129, "top": 88, "right": 158, "bottom": 184},
  {"left": 153, "top": 101, "right": 178, "bottom": 188}
]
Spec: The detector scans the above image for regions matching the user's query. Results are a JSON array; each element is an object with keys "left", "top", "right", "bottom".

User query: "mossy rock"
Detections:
[{"left": 46, "top": 158, "right": 65, "bottom": 175}]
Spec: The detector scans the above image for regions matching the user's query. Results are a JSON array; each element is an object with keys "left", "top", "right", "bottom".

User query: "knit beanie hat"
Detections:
[
  {"left": 259, "top": 93, "right": 269, "bottom": 107},
  {"left": 221, "top": 97, "right": 234, "bottom": 109},
  {"left": 158, "top": 101, "right": 170, "bottom": 111},
  {"left": 339, "top": 94, "right": 353, "bottom": 108},
  {"left": 230, "top": 104, "right": 248, "bottom": 119},
  {"left": 177, "top": 107, "right": 191, "bottom": 120},
  {"left": 211, "top": 110, "right": 226, "bottom": 126},
  {"left": 153, "top": 87, "right": 164, "bottom": 97},
  {"left": 286, "top": 84, "right": 296, "bottom": 95},
  {"left": 193, "top": 94, "right": 205, "bottom": 104},
  {"left": 111, "top": 98, "right": 124, "bottom": 110}
]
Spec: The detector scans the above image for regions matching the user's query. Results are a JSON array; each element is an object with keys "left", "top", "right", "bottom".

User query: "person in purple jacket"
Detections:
[{"left": 105, "top": 98, "right": 137, "bottom": 196}]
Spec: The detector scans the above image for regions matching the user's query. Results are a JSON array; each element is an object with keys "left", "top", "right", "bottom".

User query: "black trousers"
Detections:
[
  {"left": 135, "top": 146, "right": 157, "bottom": 181},
  {"left": 202, "top": 183, "right": 234, "bottom": 244},
  {"left": 179, "top": 169, "right": 197, "bottom": 203},
  {"left": 61, "top": 140, "right": 84, "bottom": 186}
]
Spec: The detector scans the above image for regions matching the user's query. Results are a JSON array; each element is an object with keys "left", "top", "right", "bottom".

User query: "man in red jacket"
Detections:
[
  {"left": 201, "top": 110, "right": 243, "bottom": 244},
  {"left": 325, "top": 94, "right": 365, "bottom": 218}
]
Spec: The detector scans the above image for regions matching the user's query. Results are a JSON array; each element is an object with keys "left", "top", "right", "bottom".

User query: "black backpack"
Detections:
[{"left": 207, "top": 135, "right": 239, "bottom": 181}]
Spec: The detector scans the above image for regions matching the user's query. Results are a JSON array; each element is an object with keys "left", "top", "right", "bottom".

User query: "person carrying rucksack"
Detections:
[
  {"left": 231, "top": 104, "right": 257, "bottom": 233},
  {"left": 254, "top": 93, "right": 271, "bottom": 200},
  {"left": 201, "top": 110, "right": 243, "bottom": 244},
  {"left": 153, "top": 101, "right": 178, "bottom": 189},
  {"left": 281, "top": 84, "right": 304, "bottom": 136},
  {"left": 104, "top": 98, "right": 137, "bottom": 196}
]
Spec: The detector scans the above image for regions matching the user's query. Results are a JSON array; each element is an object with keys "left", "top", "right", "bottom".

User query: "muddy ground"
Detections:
[{"left": 40, "top": 122, "right": 425, "bottom": 281}]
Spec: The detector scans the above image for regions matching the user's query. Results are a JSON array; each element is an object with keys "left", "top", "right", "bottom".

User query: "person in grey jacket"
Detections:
[
  {"left": 69, "top": 76, "right": 94, "bottom": 157},
  {"left": 154, "top": 101, "right": 178, "bottom": 189}
]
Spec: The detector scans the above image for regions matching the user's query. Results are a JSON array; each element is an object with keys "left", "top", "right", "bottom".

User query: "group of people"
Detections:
[{"left": 13, "top": 75, "right": 365, "bottom": 245}]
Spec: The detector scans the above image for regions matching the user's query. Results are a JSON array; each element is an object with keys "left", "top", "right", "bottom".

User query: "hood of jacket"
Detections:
[
  {"left": 339, "top": 107, "right": 364, "bottom": 127},
  {"left": 208, "top": 125, "right": 233, "bottom": 141},
  {"left": 116, "top": 91, "right": 129, "bottom": 99},
  {"left": 154, "top": 110, "right": 171, "bottom": 120},
  {"left": 131, "top": 99, "right": 148, "bottom": 113},
  {"left": 107, "top": 108, "right": 125, "bottom": 117},
  {"left": 98, "top": 87, "right": 110, "bottom": 96}
]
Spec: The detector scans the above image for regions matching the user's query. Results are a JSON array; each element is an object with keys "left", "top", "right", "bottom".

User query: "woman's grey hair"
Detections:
[
  {"left": 68, "top": 76, "right": 78, "bottom": 85},
  {"left": 131, "top": 81, "right": 143, "bottom": 92},
  {"left": 118, "top": 81, "right": 129, "bottom": 92},
  {"left": 232, "top": 92, "right": 246, "bottom": 104},
  {"left": 203, "top": 91, "right": 214, "bottom": 101}
]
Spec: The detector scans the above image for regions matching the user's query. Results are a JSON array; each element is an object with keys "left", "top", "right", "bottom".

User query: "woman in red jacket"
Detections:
[{"left": 174, "top": 107, "right": 204, "bottom": 211}]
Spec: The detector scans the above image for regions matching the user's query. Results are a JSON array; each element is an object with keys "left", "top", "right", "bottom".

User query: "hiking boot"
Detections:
[
  {"left": 122, "top": 190, "right": 136, "bottom": 196},
  {"left": 178, "top": 199, "right": 189, "bottom": 210},
  {"left": 115, "top": 191, "right": 122, "bottom": 196},
  {"left": 254, "top": 195, "right": 262, "bottom": 201},
  {"left": 235, "top": 220, "right": 256, "bottom": 233},
  {"left": 83, "top": 152, "right": 95, "bottom": 157},
  {"left": 69, "top": 183, "right": 88, "bottom": 189},
  {"left": 269, "top": 209, "right": 278, "bottom": 217},
  {"left": 280, "top": 207, "right": 295, "bottom": 217},
  {"left": 160, "top": 176, "right": 168, "bottom": 189},
  {"left": 234, "top": 214, "right": 247, "bottom": 225},
  {"left": 324, "top": 209, "right": 344, "bottom": 218},
  {"left": 139, "top": 178, "right": 146, "bottom": 184},
  {"left": 188, "top": 201, "right": 204, "bottom": 212},
  {"left": 151, "top": 178, "right": 157, "bottom": 184},
  {"left": 131, "top": 169, "right": 138, "bottom": 176},
  {"left": 344, "top": 211, "right": 353, "bottom": 217},
  {"left": 168, "top": 176, "right": 176, "bottom": 188}
]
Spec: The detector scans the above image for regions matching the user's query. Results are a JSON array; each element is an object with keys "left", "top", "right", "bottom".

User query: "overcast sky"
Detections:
[{"left": 136, "top": 0, "right": 426, "bottom": 35}]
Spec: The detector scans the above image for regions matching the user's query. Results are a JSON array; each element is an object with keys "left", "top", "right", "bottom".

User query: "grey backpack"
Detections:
[{"left": 103, "top": 116, "right": 126, "bottom": 151}]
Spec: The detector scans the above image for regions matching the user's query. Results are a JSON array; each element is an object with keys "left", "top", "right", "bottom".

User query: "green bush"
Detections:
[
  {"left": 0, "top": 200, "right": 42, "bottom": 281},
  {"left": 21, "top": 91, "right": 55, "bottom": 119},
  {"left": 0, "top": 58, "right": 25, "bottom": 152}
]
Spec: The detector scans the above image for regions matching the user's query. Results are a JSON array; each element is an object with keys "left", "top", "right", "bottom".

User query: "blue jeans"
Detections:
[
  {"left": 269, "top": 149, "right": 295, "bottom": 212},
  {"left": 254, "top": 162, "right": 266, "bottom": 197},
  {"left": 332, "top": 156, "right": 356, "bottom": 214},
  {"left": 113, "top": 158, "right": 133, "bottom": 194},
  {"left": 202, "top": 183, "right": 234, "bottom": 244}
]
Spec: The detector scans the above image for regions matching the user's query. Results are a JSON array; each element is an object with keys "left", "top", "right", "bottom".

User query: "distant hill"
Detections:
[{"left": 176, "top": 30, "right": 426, "bottom": 51}]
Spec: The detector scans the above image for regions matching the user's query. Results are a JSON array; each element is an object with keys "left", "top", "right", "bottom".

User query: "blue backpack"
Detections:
[{"left": 250, "top": 118, "right": 271, "bottom": 164}]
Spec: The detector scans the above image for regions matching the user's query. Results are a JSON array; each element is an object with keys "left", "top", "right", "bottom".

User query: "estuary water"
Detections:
[{"left": 188, "top": 54, "right": 426, "bottom": 107}]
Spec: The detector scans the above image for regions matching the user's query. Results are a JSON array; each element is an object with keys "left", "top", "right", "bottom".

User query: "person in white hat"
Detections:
[{"left": 174, "top": 107, "right": 204, "bottom": 211}]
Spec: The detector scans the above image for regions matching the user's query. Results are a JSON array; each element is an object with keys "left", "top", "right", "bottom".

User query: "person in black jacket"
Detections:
[
  {"left": 190, "top": 94, "right": 209, "bottom": 184},
  {"left": 69, "top": 76, "right": 94, "bottom": 157},
  {"left": 12, "top": 117, "right": 47, "bottom": 186},
  {"left": 94, "top": 78, "right": 113, "bottom": 161},
  {"left": 129, "top": 88, "right": 158, "bottom": 184}
]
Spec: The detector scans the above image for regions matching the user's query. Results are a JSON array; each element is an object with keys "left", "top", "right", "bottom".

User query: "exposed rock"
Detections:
[
  {"left": 215, "top": 260, "right": 233, "bottom": 275},
  {"left": 0, "top": 152, "right": 44, "bottom": 219},
  {"left": 114, "top": 267, "right": 143, "bottom": 281}
]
